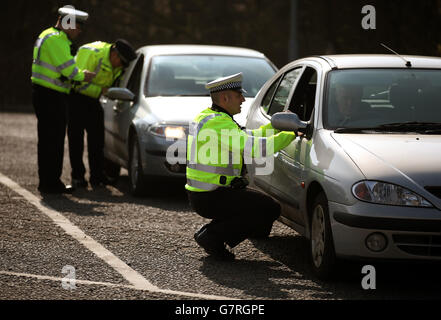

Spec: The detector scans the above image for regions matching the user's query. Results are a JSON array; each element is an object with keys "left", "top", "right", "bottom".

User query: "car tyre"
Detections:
[
  {"left": 310, "top": 192, "right": 337, "bottom": 280},
  {"left": 103, "top": 157, "right": 121, "bottom": 183},
  {"left": 129, "top": 134, "right": 149, "bottom": 196}
]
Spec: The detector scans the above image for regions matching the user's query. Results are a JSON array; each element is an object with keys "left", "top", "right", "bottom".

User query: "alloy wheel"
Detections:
[{"left": 311, "top": 204, "right": 326, "bottom": 269}]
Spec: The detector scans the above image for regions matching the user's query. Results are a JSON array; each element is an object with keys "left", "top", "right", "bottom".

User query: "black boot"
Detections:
[{"left": 194, "top": 228, "right": 235, "bottom": 261}]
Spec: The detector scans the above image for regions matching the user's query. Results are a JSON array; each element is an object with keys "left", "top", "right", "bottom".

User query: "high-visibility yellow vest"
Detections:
[
  {"left": 73, "top": 41, "right": 122, "bottom": 99},
  {"left": 186, "top": 108, "right": 296, "bottom": 192},
  {"left": 31, "top": 27, "right": 85, "bottom": 93}
]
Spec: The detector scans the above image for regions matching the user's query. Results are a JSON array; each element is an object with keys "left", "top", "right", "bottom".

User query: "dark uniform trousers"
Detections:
[
  {"left": 187, "top": 187, "right": 281, "bottom": 248},
  {"left": 67, "top": 92, "right": 105, "bottom": 183},
  {"left": 32, "top": 84, "right": 68, "bottom": 190}
]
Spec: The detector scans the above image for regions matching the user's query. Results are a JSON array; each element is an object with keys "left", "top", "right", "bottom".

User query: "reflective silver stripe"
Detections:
[
  {"left": 187, "top": 179, "right": 219, "bottom": 191},
  {"left": 31, "top": 72, "right": 70, "bottom": 89},
  {"left": 80, "top": 46, "right": 100, "bottom": 53},
  {"left": 33, "top": 58, "right": 76, "bottom": 75},
  {"left": 58, "top": 59, "right": 75, "bottom": 71},
  {"left": 34, "top": 32, "right": 59, "bottom": 61},
  {"left": 259, "top": 137, "right": 267, "bottom": 158},
  {"left": 33, "top": 59, "right": 58, "bottom": 73},
  {"left": 187, "top": 162, "right": 240, "bottom": 176},
  {"left": 34, "top": 38, "right": 43, "bottom": 49},
  {"left": 77, "top": 83, "right": 91, "bottom": 92},
  {"left": 246, "top": 129, "right": 254, "bottom": 136},
  {"left": 33, "top": 32, "right": 63, "bottom": 73},
  {"left": 244, "top": 135, "right": 255, "bottom": 158},
  {"left": 68, "top": 67, "right": 79, "bottom": 80},
  {"left": 188, "top": 121, "right": 197, "bottom": 137},
  {"left": 190, "top": 114, "right": 222, "bottom": 164}
]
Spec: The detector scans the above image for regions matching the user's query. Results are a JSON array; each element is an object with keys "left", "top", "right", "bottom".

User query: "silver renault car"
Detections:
[
  {"left": 245, "top": 54, "right": 441, "bottom": 279},
  {"left": 100, "top": 45, "right": 277, "bottom": 195}
]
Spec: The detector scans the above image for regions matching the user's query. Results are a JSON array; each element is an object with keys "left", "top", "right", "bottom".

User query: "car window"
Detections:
[
  {"left": 289, "top": 67, "right": 317, "bottom": 121},
  {"left": 324, "top": 69, "right": 441, "bottom": 129},
  {"left": 126, "top": 54, "right": 144, "bottom": 98},
  {"left": 267, "top": 68, "right": 302, "bottom": 116},
  {"left": 144, "top": 55, "right": 276, "bottom": 98},
  {"left": 260, "top": 76, "right": 282, "bottom": 115}
]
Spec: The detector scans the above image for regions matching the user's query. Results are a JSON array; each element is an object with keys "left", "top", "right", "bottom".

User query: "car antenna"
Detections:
[{"left": 380, "top": 43, "right": 412, "bottom": 68}]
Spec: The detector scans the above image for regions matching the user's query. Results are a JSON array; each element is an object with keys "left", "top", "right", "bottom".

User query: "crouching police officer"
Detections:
[
  {"left": 186, "top": 73, "right": 297, "bottom": 261},
  {"left": 31, "top": 7, "right": 96, "bottom": 194},
  {"left": 68, "top": 39, "right": 137, "bottom": 188}
]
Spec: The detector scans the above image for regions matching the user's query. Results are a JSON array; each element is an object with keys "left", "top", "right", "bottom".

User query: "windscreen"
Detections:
[
  {"left": 145, "top": 55, "right": 276, "bottom": 98},
  {"left": 324, "top": 69, "right": 441, "bottom": 129}
]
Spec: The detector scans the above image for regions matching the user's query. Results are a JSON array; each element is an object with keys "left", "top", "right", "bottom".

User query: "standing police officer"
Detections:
[
  {"left": 31, "top": 6, "right": 96, "bottom": 194},
  {"left": 68, "top": 39, "right": 137, "bottom": 188},
  {"left": 187, "top": 73, "right": 297, "bottom": 260}
]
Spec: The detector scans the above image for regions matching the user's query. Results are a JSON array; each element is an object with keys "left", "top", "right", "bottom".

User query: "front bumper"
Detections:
[
  {"left": 139, "top": 134, "right": 187, "bottom": 178},
  {"left": 329, "top": 201, "right": 441, "bottom": 261}
]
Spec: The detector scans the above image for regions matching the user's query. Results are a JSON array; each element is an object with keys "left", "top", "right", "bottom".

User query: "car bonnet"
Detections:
[{"left": 330, "top": 133, "right": 441, "bottom": 193}]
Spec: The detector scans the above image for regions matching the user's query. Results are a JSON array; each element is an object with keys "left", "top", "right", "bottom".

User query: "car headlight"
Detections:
[
  {"left": 148, "top": 124, "right": 187, "bottom": 140},
  {"left": 352, "top": 181, "right": 432, "bottom": 207}
]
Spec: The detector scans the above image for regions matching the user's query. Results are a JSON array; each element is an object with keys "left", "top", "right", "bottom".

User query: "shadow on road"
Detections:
[
  {"left": 199, "top": 231, "right": 441, "bottom": 300},
  {"left": 249, "top": 234, "right": 441, "bottom": 299},
  {"left": 199, "top": 255, "right": 334, "bottom": 299},
  {"left": 40, "top": 174, "right": 192, "bottom": 217}
]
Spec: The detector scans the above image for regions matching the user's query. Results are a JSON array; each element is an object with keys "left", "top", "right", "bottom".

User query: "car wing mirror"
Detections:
[
  {"left": 105, "top": 88, "right": 135, "bottom": 102},
  {"left": 271, "top": 112, "right": 309, "bottom": 132}
]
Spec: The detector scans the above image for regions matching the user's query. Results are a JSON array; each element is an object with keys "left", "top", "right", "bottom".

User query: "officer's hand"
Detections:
[{"left": 83, "top": 70, "right": 96, "bottom": 83}]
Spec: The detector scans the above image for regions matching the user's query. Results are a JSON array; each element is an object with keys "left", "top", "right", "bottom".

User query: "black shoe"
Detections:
[
  {"left": 195, "top": 225, "right": 208, "bottom": 238},
  {"left": 39, "top": 184, "right": 75, "bottom": 194},
  {"left": 72, "top": 178, "right": 88, "bottom": 188},
  {"left": 248, "top": 229, "right": 272, "bottom": 239},
  {"left": 194, "top": 229, "right": 235, "bottom": 261},
  {"left": 90, "top": 176, "right": 112, "bottom": 187}
]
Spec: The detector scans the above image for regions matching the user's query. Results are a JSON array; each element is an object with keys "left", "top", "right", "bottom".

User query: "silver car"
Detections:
[
  {"left": 245, "top": 54, "right": 441, "bottom": 279},
  {"left": 100, "top": 45, "right": 277, "bottom": 195}
]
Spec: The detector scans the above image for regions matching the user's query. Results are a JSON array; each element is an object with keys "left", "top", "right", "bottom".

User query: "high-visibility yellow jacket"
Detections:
[
  {"left": 31, "top": 27, "right": 85, "bottom": 94},
  {"left": 186, "top": 108, "right": 296, "bottom": 192},
  {"left": 73, "top": 41, "right": 123, "bottom": 99}
]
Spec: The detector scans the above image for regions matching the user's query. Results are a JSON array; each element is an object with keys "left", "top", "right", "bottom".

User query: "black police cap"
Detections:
[{"left": 114, "top": 39, "right": 137, "bottom": 66}]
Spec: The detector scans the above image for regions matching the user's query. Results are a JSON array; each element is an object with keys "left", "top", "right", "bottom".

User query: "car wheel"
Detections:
[
  {"left": 310, "top": 192, "right": 336, "bottom": 279},
  {"left": 129, "top": 134, "right": 148, "bottom": 196},
  {"left": 103, "top": 157, "right": 120, "bottom": 183}
]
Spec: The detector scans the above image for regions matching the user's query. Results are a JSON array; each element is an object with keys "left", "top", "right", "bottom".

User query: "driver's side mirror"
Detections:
[
  {"left": 271, "top": 112, "right": 309, "bottom": 132},
  {"left": 104, "top": 88, "right": 135, "bottom": 102}
]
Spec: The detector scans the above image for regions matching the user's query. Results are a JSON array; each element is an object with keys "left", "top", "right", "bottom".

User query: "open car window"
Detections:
[{"left": 288, "top": 66, "right": 317, "bottom": 121}]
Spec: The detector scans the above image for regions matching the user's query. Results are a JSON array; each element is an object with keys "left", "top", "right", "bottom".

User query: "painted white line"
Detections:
[
  {"left": 0, "top": 271, "right": 135, "bottom": 290},
  {"left": 0, "top": 271, "right": 237, "bottom": 300},
  {"left": 0, "top": 173, "right": 156, "bottom": 291},
  {"left": 0, "top": 173, "right": 237, "bottom": 301}
]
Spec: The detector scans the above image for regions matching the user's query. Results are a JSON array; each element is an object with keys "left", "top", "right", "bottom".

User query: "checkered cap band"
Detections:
[{"left": 209, "top": 81, "right": 242, "bottom": 93}]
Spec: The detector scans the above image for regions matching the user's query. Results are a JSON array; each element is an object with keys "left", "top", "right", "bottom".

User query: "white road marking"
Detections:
[
  {"left": 0, "top": 271, "right": 237, "bottom": 300},
  {"left": 0, "top": 173, "right": 237, "bottom": 300}
]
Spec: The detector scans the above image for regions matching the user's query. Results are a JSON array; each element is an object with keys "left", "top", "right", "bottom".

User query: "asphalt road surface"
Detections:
[{"left": 1, "top": 112, "right": 441, "bottom": 306}]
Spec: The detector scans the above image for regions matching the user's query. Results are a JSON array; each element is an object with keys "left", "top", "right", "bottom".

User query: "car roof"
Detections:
[
  {"left": 300, "top": 54, "right": 441, "bottom": 69},
  {"left": 137, "top": 44, "right": 268, "bottom": 59}
]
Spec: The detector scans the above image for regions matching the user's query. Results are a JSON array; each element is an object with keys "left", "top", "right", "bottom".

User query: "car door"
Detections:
[
  {"left": 102, "top": 54, "right": 144, "bottom": 163},
  {"left": 271, "top": 66, "right": 318, "bottom": 227},
  {"left": 247, "top": 67, "right": 303, "bottom": 195}
]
